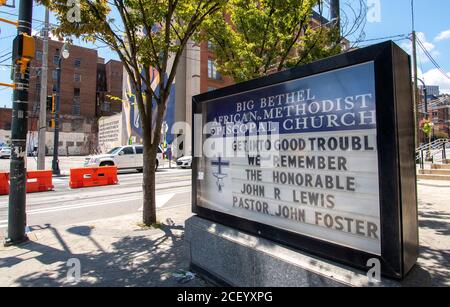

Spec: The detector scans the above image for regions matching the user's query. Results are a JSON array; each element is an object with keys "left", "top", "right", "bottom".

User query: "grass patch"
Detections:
[{"left": 136, "top": 221, "right": 163, "bottom": 230}]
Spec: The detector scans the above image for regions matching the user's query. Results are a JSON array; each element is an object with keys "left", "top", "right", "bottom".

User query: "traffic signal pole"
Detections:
[{"left": 6, "top": 0, "right": 34, "bottom": 245}]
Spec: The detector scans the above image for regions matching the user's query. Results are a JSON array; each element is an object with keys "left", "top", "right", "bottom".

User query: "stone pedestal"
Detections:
[{"left": 185, "top": 216, "right": 401, "bottom": 287}]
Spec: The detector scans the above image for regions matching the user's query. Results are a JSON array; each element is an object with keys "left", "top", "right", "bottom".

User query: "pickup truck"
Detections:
[{"left": 84, "top": 145, "right": 163, "bottom": 171}]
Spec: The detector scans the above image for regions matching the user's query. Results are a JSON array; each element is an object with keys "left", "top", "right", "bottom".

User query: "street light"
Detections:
[
  {"left": 416, "top": 78, "right": 428, "bottom": 120},
  {"left": 414, "top": 77, "right": 429, "bottom": 146},
  {"left": 52, "top": 42, "right": 69, "bottom": 175}
]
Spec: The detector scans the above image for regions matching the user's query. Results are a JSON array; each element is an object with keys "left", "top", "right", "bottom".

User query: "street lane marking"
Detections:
[
  {"left": 0, "top": 196, "right": 142, "bottom": 222},
  {"left": 0, "top": 188, "right": 191, "bottom": 223},
  {"left": 138, "top": 193, "right": 175, "bottom": 211}
]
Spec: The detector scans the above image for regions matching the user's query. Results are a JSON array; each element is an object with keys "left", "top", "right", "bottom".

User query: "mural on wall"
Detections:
[{"left": 121, "top": 65, "right": 176, "bottom": 148}]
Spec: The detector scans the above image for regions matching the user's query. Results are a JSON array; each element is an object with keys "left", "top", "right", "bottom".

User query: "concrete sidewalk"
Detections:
[
  {"left": 0, "top": 203, "right": 207, "bottom": 287},
  {"left": 0, "top": 180, "right": 449, "bottom": 287}
]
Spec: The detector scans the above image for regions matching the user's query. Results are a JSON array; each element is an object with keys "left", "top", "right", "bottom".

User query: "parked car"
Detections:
[
  {"left": 0, "top": 147, "right": 11, "bottom": 159},
  {"left": 84, "top": 145, "right": 163, "bottom": 171},
  {"left": 176, "top": 155, "right": 192, "bottom": 168}
]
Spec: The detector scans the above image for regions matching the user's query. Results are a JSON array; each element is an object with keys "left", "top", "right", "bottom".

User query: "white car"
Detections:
[
  {"left": 84, "top": 145, "right": 163, "bottom": 171},
  {"left": 176, "top": 155, "right": 192, "bottom": 168},
  {"left": 0, "top": 147, "right": 11, "bottom": 159}
]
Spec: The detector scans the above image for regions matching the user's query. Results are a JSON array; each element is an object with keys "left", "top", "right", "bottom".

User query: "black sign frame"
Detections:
[{"left": 192, "top": 41, "right": 418, "bottom": 280}]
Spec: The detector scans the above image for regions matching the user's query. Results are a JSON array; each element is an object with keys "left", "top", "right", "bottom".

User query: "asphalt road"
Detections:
[{"left": 0, "top": 168, "right": 192, "bottom": 232}]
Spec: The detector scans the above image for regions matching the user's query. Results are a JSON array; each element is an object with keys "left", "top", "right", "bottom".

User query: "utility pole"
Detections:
[
  {"left": 412, "top": 30, "right": 419, "bottom": 147},
  {"left": 51, "top": 55, "right": 61, "bottom": 175},
  {"left": 411, "top": 0, "right": 419, "bottom": 147},
  {"left": 330, "top": 0, "right": 341, "bottom": 39},
  {"left": 7, "top": 0, "right": 34, "bottom": 245},
  {"left": 37, "top": 8, "right": 49, "bottom": 170}
]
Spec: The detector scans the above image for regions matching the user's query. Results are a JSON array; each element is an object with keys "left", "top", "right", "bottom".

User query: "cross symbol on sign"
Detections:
[
  {"left": 211, "top": 156, "right": 230, "bottom": 192},
  {"left": 212, "top": 156, "right": 230, "bottom": 175}
]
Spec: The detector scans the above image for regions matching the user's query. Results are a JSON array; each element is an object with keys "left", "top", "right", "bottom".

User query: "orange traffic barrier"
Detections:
[
  {"left": 26, "top": 170, "right": 54, "bottom": 193},
  {"left": 0, "top": 172, "right": 9, "bottom": 195},
  {"left": 0, "top": 170, "right": 53, "bottom": 195},
  {"left": 70, "top": 166, "right": 118, "bottom": 189}
]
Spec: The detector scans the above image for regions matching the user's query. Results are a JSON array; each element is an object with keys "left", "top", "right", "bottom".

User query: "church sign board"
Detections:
[{"left": 192, "top": 41, "right": 418, "bottom": 280}]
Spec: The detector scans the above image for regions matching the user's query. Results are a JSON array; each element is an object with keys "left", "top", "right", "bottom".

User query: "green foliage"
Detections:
[
  {"left": 37, "top": 0, "right": 225, "bottom": 103},
  {"left": 422, "top": 120, "right": 432, "bottom": 137},
  {"left": 36, "top": 0, "right": 225, "bottom": 224},
  {"left": 200, "top": 0, "right": 342, "bottom": 82}
]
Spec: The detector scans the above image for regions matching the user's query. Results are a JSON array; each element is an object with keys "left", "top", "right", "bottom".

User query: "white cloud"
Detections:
[
  {"left": 435, "top": 29, "right": 450, "bottom": 42},
  {"left": 419, "top": 68, "right": 450, "bottom": 94},
  {"left": 401, "top": 32, "right": 440, "bottom": 64}
]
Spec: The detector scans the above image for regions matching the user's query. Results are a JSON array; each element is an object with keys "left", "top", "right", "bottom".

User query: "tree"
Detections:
[
  {"left": 38, "top": 0, "right": 225, "bottom": 225},
  {"left": 200, "top": 0, "right": 366, "bottom": 82}
]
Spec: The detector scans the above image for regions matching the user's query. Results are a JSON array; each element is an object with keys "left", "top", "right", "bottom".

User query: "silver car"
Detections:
[
  {"left": 176, "top": 155, "right": 192, "bottom": 168},
  {"left": 0, "top": 147, "right": 11, "bottom": 159}
]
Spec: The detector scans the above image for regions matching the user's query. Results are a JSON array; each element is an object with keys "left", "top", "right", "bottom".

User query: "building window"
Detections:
[
  {"left": 74, "top": 88, "right": 80, "bottom": 97},
  {"left": 207, "top": 41, "right": 214, "bottom": 50},
  {"left": 53, "top": 55, "right": 60, "bottom": 65},
  {"left": 36, "top": 68, "right": 41, "bottom": 77},
  {"left": 74, "top": 58, "right": 81, "bottom": 68},
  {"left": 52, "top": 70, "right": 58, "bottom": 80},
  {"left": 36, "top": 51, "right": 43, "bottom": 61},
  {"left": 207, "top": 87, "right": 217, "bottom": 92},
  {"left": 74, "top": 74, "right": 81, "bottom": 82},
  {"left": 101, "top": 101, "right": 111, "bottom": 112},
  {"left": 52, "top": 84, "right": 57, "bottom": 93},
  {"left": 36, "top": 83, "right": 41, "bottom": 92},
  {"left": 72, "top": 98, "right": 81, "bottom": 116},
  {"left": 207, "top": 59, "right": 221, "bottom": 80}
]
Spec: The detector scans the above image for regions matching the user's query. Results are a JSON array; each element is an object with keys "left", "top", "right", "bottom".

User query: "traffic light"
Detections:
[
  {"left": 0, "top": 0, "right": 7, "bottom": 6},
  {"left": 49, "top": 119, "right": 55, "bottom": 128},
  {"left": 46, "top": 95, "right": 55, "bottom": 112},
  {"left": 12, "top": 33, "right": 35, "bottom": 74},
  {"left": 46, "top": 96, "right": 52, "bottom": 111}
]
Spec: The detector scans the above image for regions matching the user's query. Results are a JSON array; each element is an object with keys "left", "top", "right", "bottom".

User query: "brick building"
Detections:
[
  {"left": 418, "top": 94, "right": 450, "bottom": 140},
  {"left": 0, "top": 108, "right": 12, "bottom": 131},
  {"left": 27, "top": 37, "right": 99, "bottom": 133},
  {"left": 0, "top": 38, "right": 123, "bottom": 154},
  {"left": 0, "top": 37, "right": 123, "bottom": 132},
  {"left": 96, "top": 58, "right": 124, "bottom": 117},
  {"left": 199, "top": 40, "right": 234, "bottom": 93}
]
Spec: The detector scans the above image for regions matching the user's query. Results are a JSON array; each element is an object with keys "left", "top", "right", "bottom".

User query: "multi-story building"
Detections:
[
  {"left": 429, "top": 95, "right": 450, "bottom": 139},
  {"left": 418, "top": 94, "right": 450, "bottom": 140},
  {"left": 97, "top": 58, "right": 124, "bottom": 117},
  {"left": 28, "top": 37, "right": 99, "bottom": 133},
  {"left": 0, "top": 37, "right": 123, "bottom": 155},
  {"left": 419, "top": 85, "right": 440, "bottom": 97},
  {"left": 199, "top": 41, "right": 234, "bottom": 93}
]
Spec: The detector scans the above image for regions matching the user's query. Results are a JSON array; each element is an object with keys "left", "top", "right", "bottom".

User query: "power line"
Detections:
[
  {"left": 0, "top": 56, "right": 12, "bottom": 64},
  {"left": 0, "top": 10, "right": 57, "bottom": 26},
  {"left": 0, "top": 51, "right": 12, "bottom": 59},
  {"left": 416, "top": 36, "right": 450, "bottom": 81},
  {"left": 350, "top": 34, "right": 409, "bottom": 44}
]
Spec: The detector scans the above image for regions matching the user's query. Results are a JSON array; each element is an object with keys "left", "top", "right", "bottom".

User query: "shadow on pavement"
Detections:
[
  {"left": 1, "top": 222, "right": 205, "bottom": 287},
  {"left": 413, "top": 202, "right": 450, "bottom": 286}
]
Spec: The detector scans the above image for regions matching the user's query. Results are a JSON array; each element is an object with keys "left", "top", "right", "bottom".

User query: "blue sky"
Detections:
[{"left": 1, "top": 0, "right": 450, "bottom": 108}]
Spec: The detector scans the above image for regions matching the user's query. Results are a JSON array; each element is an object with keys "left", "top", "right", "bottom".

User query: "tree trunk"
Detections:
[{"left": 142, "top": 125, "right": 157, "bottom": 225}]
